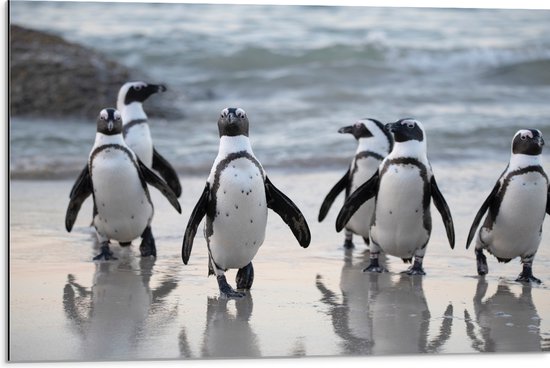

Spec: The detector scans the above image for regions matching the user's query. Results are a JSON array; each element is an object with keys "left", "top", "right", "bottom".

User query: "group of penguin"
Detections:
[{"left": 65, "top": 81, "right": 550, "bottom": 298}]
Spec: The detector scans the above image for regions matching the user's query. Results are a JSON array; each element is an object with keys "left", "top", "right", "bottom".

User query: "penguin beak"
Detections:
[
  {"left": 338, "top": 126, "right": 354, "bottom": 135},
  {"left": 384, "top": 122, "right": 397, "bottom": 133},
  {"left": 107, "top": 120, "right": 114, "bottom": 132},
  {"left": 154, "top": 84, "right": 167, "bottom": 93}
]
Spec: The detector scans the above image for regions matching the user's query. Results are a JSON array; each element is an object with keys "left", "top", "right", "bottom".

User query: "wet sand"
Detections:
[{"left": 8, "top": 164, "right": 550, "bottom": 362}]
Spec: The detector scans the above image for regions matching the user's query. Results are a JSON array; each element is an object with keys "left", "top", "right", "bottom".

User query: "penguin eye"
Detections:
[
  {"left": 407, "top": 123, "right": 415, "bottom": 129},
  {"left": 134, "top": 85, "right": 142, "bottom": 91},
  {"left": 221, "top": 109, "right": 229, "bottom": 118},
  {"left": 521, "top": 135, "right": 527, "bottom": 140},
  {"left": 236, "top": 108, "right": 246, "bottom": 119}
]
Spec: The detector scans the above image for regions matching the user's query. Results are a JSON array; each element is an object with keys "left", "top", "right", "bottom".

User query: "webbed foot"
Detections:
[
  {"left": 476, "top": 249, "right": 488, "bottom": 276},
  {"left": 516, "top": 266, "right": 541, "bottom": 284},
  {"left": 93, "top": 243, "right": 117, "bottom": 261},
  {"left": 236, "top": 262, "right": 254, "bottom": 290},
  {"left": 404, "top": 265, "right": 426, "bottom": 276},
  {"left": 343, "top": 239, "right": 355, "bottom": 249},
  {"left": 217, "top": 275, "right": 245, "bottom": 298},
  {"left": 139, "top": 226, "right": 156, "bottom": 257},
  {"left": 363, "top": 258, "right": 387, "bottom": 273}
]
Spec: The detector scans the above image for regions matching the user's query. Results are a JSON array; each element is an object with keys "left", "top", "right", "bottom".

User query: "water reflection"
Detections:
[
  {"left": 464, "top": 278, "right": 547, "bottom": 352},
  {"left": 316, "top": 250, "right": 453, "bottom": 355},
  {"left": 62, "top": 251, "right": 178, "bottom": 359},
  {"left": 199, "top": 294, "right": 261, "bottom": 358}
]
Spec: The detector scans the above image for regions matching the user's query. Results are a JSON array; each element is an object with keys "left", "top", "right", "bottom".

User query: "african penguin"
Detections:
[
  {"left": 65, "top": 108, "right": 181, "bottom": 260},
  {"left": 318, "top": 118, "right": 393, "bottom": 249},
  {"left": 336, "top": 118, "right": 455, "bottom": 275},
  {"left": 466, "top": 129, "right": 548, "bottom": 284},
  {"left": 182, "top": 107, "right": 311, "bottom": 298},
  {"left": 116, "top": 81, "right": 182, "bottom": 197}
]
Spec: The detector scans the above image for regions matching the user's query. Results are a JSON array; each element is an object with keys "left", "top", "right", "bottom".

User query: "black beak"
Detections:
[
  {"left": 338, "top": 126, "right": 354, "bottom": 134},
  {"left": 538, "top": 136, "right": 545, "bottom": 147},
  {"left": 384, "top": 122, "right": 397, "bottom": 132},
  {"left": 151, "top": 84, "right": 167, "bottom": 93},
  {"left": 107, "top": 120, "right": 114, "bottom": 131}
]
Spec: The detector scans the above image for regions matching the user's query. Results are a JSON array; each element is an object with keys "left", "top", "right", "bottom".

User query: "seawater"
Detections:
[{"left": 9, "top": 1, "right": 550, "bottom": 178}]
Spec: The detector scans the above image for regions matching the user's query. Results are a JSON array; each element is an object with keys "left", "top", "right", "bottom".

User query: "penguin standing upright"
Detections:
[
  {"left": 336, "top": 118, "right": 455, "bottom": 275},
  {"left": 117, "top": 81, "right": 182, "bottom": 197},
  {"left": 466, "top": 129, "right": 548, "bottom": 284},
  {"left": 65, "top": 108, "right": 181, "bottom": 260},
  {"left": 182, "top": 107, "right": 311, "bottom": 298},
  {"left": 318, "top": 119, "right": 393, "bottom": 249}
]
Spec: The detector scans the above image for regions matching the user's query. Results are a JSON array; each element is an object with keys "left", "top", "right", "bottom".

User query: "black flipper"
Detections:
[
  {"left": 138, "top": 159, "right": 181, "bottom": 213},
  {"left": 65, "top": 165, "right": 93, "bottom": 232},
  {"left": 466, "top": 181, "right": 501, "bottom": 249},
  {"left": 318, "top": 168, "right": 350, "bottom": 222},
  {"left": 265, "top": 176, "right": 311, "bottom": 248},
  {"left": 152, "top": 147, "right": 182, "bottom": 198},
  {"left": 546, "top": 187, "right": 550, "bottom": 215},
  {"left": 335, "top": 170, "right": 379, "bottom": 232},
  {"left": 430, "top": 176, "right": 455, "bottom": 249},
  {"left": 182, "top": 183, "right": 211, "bottom": 264}
]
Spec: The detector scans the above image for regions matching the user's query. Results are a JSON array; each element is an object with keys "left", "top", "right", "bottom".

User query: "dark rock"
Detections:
[{"left": 10, "top": 24, "right": 182, "bottom": 119}]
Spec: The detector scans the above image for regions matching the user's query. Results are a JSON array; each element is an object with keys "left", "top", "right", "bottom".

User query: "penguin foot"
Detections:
[
  {"left": 139, "top": 226, "right": 156, "bottom": 257},
  {"left": 217, "top": 275, "right": 245, "bottom": 298},
  {"left": 93, "top": 243, "right": 117, "bottom": 261},
  {"left": 363, "top": 259, "right": 387, "bottom": 273},
  {"left": 516, "top": 267, "right": 541, "bottom": 284},
  {"left": 475, "top": 249, "right": 488, "bottom": 276},
  {"left": 343, "top": 239, "right": 355, "bottom": 249},
  {"left": 404, "top": 265, "right": 426, "bottom": 276},
  {"left": 236, "top": 262, "right": 254, "bottom": 290}
]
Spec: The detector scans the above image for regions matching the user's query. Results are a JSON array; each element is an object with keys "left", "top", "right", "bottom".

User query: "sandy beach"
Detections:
[{"left": 9, "top": 164, "right": 550, "bottom": 362}]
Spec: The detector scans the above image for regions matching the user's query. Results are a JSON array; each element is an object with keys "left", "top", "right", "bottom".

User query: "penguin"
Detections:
[
  {"left": 318, "top": 119, "right": 393, "bottom": 249},
  {"left": 65, "top": 108, "right": 181, "bottom": 260},
  {"left": 466, "top": 129, "right": 548, "bottom": 284},
  {"left": 182, "top": 107, "right": 311, "bottom": 298},
  {"left": 336, "top": 118, "right": 455, "bottom": 275},
  {"left": 117, "top": 81, "right": 182, "bottom": 197}
]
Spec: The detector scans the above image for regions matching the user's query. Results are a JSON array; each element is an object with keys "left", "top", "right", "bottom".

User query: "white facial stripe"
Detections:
[
  {"left": 518, "top": 129, "right": 534, "bottom": 139},
  {"left": 235, "top": 108, "right": 246, "bottom": 118},
  {"left": 221, "top": 108, "right": 229, "bottom": 117},
  {"left": 100, "top": 109, "right": 109, "bottom": 120},
  {"left": 114, "top": 110, "right": 121, "bottom": 120}
]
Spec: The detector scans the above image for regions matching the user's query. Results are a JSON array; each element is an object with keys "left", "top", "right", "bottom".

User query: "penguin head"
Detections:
[
  {"left": 512, "top": 129, "right": 544, "bottom": 156},
  {"left": 218, "top": 107, "right": 249, "bottom": 137},
  {"left": 96, "top": 108, "right": 123, "bottom": 135},
  {"left": 338, "top": 122, "right": 373, "bottom": 140},
  {"left": 385, "top": 118, "right": 424, "bottom": 143},
  {"left": 117, "top": 81, "right": 167, "bottom": 107}
]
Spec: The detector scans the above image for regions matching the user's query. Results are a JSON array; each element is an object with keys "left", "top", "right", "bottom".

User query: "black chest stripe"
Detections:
[
  {"left": 487, "top": 165, "right": 548, "bottom": 227},
  {"left": 205, "top": 151, "right": 263, "bottom": 238},
  {"left": 122, "top": 119, "right": 147, "bottom": 138},
  {"left": 351, "top": 150, "right": 385, "bottom": 178},
  {"left": 89, "top": 143, "right": 152, "bottom": 205},
  {"left": 379, "top": 157, "right": 432, "bottom": 231}
]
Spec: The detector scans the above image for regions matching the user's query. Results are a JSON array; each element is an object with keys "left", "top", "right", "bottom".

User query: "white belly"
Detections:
[
  {"left": 481, "top": 172, "right": 547, "bottom": 259},
  {"left": 346, "top": 156, "right": 380, "bottom": 237},
  {"left": 207, "top": 157, "right": 268, "bottom": 270},
  {"left": 91, "top": 148, "right": 153, "bottom": 243},
  {"left": 124, "top": 124, "right": 153, "bottom": 167},
  {"left": 370, "top": 164, "right": 429, "bottom": 258}
]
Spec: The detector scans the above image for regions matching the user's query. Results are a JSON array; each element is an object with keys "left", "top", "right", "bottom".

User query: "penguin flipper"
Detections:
[
  {"left": 182, "top": 183, "right": 210, "bottom": 264},
  {"left": 69, "top": 164, "right": 90, "bottom": 199},
  {"left": 265, "top": 176, "right": 311, "bottom": 248},
  {"left": 65, "top": 165, "right": 93, "bottom": 232},
  {"left": 152, "top": 147, "right": 182, "bottom": 198},
  {"left": 466, "top": 181, "right": 501, "bottom": 249},
  {"left": 546, "top": 187, "right": 550, "bottom": 215},
  {"left": 430, "top": 176, "right": 455, "bottom": 249},
  {"left": 335, "top": 170, "right": 379, "bottom": 232},
  {"left": 138, "top": 159, "right": 182, "bottom": 213},
  {"left": 318, "top": 168, "right": 350, "bottom": 222}
]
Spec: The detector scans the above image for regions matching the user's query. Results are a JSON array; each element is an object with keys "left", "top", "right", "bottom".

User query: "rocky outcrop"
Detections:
[{"left": 10, "top": 24, "right": 179, "bottom": 119}]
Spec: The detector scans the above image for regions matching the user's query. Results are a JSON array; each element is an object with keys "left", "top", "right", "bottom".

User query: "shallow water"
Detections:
[{"left": 9, "top": 166, "right": 550, "bottom": 361}]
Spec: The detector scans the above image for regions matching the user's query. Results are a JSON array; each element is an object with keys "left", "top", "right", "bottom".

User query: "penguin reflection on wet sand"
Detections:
[
  {"left": 62, "top": 256, "right": 179, "bottom": 359},
  {"left": 65, "top": 108, "right": 181, "bottom": 260},
  {"left": 117, "top": 81, "right": 182, "bottom": 198},
  {"left": 318, "top": 119, "right": 393, "bottom": 249},
  {"left": 182, "top": 107, "right": 311, "bottom": 298},
  {"left": 336, "top": 119, "right": 455, "bottom": 275},
  {"left": 316, "top": 256, "right": 453, "bottom": 355},
  {"left": 464, "top": 278, "right": 546, "bottom": 352},
  {"left": 466, "top": 129, "right": 549, "bottom": 284}
]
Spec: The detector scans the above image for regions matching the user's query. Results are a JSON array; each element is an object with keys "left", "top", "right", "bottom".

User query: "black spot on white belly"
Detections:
[
  {"left": 235, "top": 204, "right": 239, "bottom": 209},
  {"left": 250, "top": 219, "right": 253, "bottom": 223},
  {"left": 131, "top": 215, "right": 134, "bottom": 219}
]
